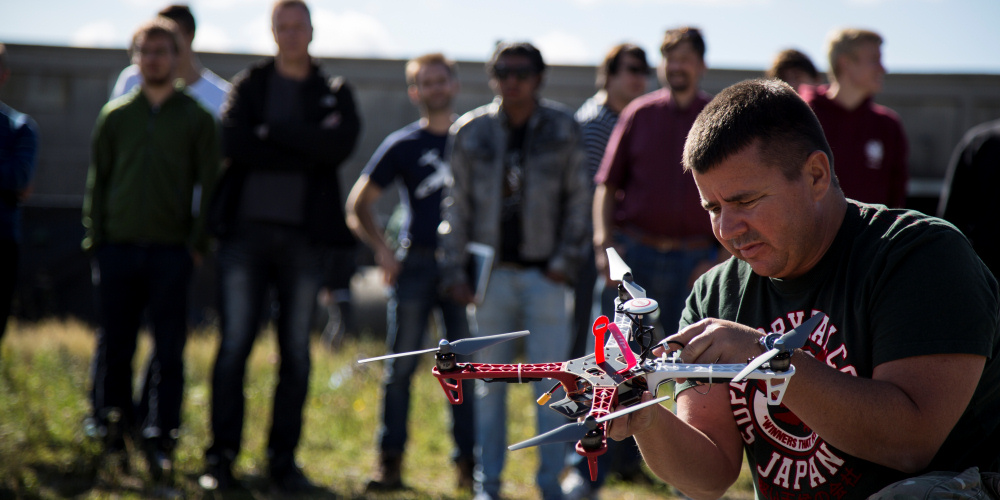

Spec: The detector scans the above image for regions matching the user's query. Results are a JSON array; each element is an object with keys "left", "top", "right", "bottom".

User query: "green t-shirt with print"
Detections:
[{"left": 680, "top": 201, "right": 1000, "bottom": 499}]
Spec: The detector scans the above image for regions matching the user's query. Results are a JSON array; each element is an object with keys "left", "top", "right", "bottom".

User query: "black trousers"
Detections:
[{"left": 90, "top": 243, "right": 192, "bottom": 444}]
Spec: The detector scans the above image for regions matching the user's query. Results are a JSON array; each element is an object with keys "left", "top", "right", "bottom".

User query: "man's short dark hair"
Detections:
[
  {"left": 272, "top": 0, "right": 311, "bottom": 24},
  {"left": 683, "top": 79, "right": 835, "bottom": 183},
  {"left": 596, "top": 43, "right": 648, "bottom": 89},
  {"left": 129, "top": 18, "right": 182, "bottom": 59},
  {"left": 661, "top": 27, "right": 706, "bottom": 60},
  {"left": 487, "top": 41, "right": 545, "bottom": 76},
  {"left": 766, "top": 49, "right": 819, "bottom": 82},
  {"left": 158, "top": 4, "right": 196, "bottom": 36}
]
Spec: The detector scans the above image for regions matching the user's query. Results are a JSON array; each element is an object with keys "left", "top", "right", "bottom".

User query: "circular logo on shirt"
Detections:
[
  {"left": 751, "top": 385, "right": 818, "bottom": 452},
  {"left": 864, "top": 139, "right": 884, "bottom": 170}
]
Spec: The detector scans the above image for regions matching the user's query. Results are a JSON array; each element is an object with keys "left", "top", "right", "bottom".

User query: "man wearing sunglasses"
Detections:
[
  {"left": 439, "top": 41, "right": 589, "bottom": 500},
  {"left": 593, "top": 26, "right": 723, "bottom": 350}
]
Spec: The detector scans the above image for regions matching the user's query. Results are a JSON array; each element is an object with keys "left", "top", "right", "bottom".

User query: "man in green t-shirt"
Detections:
[{"left": 607, "top": 79, "right": 1000, "bottom": 498}]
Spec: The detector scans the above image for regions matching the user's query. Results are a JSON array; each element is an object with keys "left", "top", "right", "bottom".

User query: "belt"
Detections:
[
  {"left": 496, "top": 260, "right": 548, "bottom": 271},
  {"left": 621, "top": 228, "right": 715, "bottom": 253}
]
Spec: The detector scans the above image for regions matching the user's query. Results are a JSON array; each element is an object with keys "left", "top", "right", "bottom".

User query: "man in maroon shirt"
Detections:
[
  {"left": 798, "top": 28, "right": 909, "bottom": 208},
  {"left": 593, "top": 26, "right": 721, "bottom": 338}
]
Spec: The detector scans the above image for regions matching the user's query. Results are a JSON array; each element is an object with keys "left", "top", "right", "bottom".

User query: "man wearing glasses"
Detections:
[
  {"left": 439, "top": 41, "right": 589, "bottom": 500},
  {"left": 593, "top": 27, "right": 723, "bottom": 344},
  {"left": 84, "top": 18, "right": 219, "bottom": 485}
]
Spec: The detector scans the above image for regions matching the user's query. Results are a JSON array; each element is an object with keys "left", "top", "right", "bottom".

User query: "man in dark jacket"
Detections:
[{"left": 198, "top": 0, "right": 360, "bottom": 493}]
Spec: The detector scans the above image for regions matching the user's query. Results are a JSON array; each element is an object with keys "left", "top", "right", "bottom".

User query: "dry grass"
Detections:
[{"left": 0, "top": 319, "right": 754, "bottom": 499}]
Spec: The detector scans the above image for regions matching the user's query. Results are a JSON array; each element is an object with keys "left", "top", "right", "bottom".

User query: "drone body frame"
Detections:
[{"left": 361, "top": 248, "right": 814, "bottom": 481}]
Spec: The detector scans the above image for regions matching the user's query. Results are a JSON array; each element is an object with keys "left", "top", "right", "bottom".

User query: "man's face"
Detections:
[
  {"left": 839, "top": 41, "right": 885, "bottom": 95},
  {"left": 606, "top": 53, "right": 649, "bottom": 104},
  {"left": 135, "top": 33, "right": 177, "bottom": 87},
  {"left": 272, "top": 4, "right": 313, "bottom": 59},
  {"left": 412, "top": 62, "right": 458, "bottom": 113},
  {"left": 660, "top": 41, "right": 706, "bottom": 93},
  {"left": 693, "top": 143, "right": 823, "bottom": 279},
  {"left": 779, "top": 68, "right": 820, "bottom": 90},
  {"left": 490, "top": 54, "right": 541, "bottom": 108}
]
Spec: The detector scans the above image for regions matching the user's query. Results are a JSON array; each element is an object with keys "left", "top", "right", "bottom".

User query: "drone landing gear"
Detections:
[{"left": 575, "top": 434, "right": 607, "bottom": 481}]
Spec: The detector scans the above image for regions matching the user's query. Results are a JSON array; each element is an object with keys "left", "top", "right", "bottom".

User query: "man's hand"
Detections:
[
  {"left": 593, "top": 241, "right": 620, "bottom": 287},
  {"left": 446, "top": 282, "right": 476, "bottom": 305},
  {"left": 321, "top": 112, "right": 341, "bottom": 129},
  {"left": 663, "top": 318, "right": 764, "bottom": 366},
  {"left": 375, "top": 246, "right": 401, "bottom": 286},
  {"left": 606, "top": 391, "right": 661, "bottom": 442},
  {"left": 545, "top": 269, "right": 567, "bottom": 284}
]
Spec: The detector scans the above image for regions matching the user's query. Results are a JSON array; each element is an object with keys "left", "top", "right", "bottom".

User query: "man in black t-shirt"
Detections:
[
  {"left": 607, "top": 79, "right": 1000, "bottom": 499},
  {"left": 345, "top": 52, "right": 475, "bottom": 493}
]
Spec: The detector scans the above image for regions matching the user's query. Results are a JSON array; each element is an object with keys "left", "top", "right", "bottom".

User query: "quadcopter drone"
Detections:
[{"left": 358, "top": 248, "right": 821, "bottom": 481}]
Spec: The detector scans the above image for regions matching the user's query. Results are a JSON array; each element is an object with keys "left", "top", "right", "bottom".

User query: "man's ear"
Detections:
[
  {"left": 804, "top": 150, "right": 833, "bottom": 201},
  {"left": 406, "top": 84, "right": 419, "bottom": 106}
]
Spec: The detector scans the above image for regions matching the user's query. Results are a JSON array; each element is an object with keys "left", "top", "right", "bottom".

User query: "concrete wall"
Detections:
[
  {"left": 10, "top": 44, "right": 1000, "bottom": 206},
  {"left": 4, "top": 43, "right": 1000, "bottom": 323}
]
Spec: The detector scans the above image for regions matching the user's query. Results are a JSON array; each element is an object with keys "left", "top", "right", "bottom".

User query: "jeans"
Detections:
[
  {"left": 600, "top": 232, "right": 717, "bottom": 339},
  {"left": 90, "top": 243, "right": 192, "bottom": 444},
  {"left": 378, "top": 248, "right": 475, "bottom": 461},
  {"left": 0, "top": 240, "right": 17, "bottom": 343},
  {"left": 206, "top": 223, "right": 324, "bottom": 467},
  {"left": 472, "top": 267, "right": 571, "bottom": 500},
  {"left": 570, "top": 245, "right": 598, "bottom": 359}
]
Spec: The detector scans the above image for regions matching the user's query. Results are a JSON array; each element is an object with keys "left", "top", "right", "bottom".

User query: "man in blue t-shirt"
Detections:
[
  {"left": 0, "top": 43, "right": 38, "bottom": 345},
  {"left": 345, "top": 53, "right": 475, "bottom": 493}
]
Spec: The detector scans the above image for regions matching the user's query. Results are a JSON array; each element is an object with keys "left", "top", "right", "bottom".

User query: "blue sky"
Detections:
[{"left": 3, "top": 0, "right": 999, "bottom": 74}]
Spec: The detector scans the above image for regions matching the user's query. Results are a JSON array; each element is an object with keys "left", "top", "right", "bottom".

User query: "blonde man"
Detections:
[{"left": 799, "top": 28, "right": 909, "bottom": 208}]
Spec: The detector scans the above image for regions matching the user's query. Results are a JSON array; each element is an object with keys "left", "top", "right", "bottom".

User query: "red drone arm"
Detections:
[
  {"left": 432, "top": 362, "right": 581, "bottom": 404},
  {"left": 578, "top": 385, "right": 617, "bottom": 481}
]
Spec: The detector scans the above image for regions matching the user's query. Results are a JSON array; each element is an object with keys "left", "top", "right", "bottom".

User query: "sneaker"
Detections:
[
  {"left": 456, "top": 456, "right": 475, "bottom": 492},
  {"left": 366, "top": 453, "right": 404, "bottom": 491},
  {"left": 198, "top": 457, "right": 236, "bottom": 491},
  {"left": 561, "top": 467, "right": 593, "bottom": 500},
  {"left": 271, "top": 465, "right": 317, "bottom": 493},
  {"left": 145, "top": 447, "right": 174, "bottom": 485}
]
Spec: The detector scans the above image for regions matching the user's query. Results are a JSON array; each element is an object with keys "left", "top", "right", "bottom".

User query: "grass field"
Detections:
[{"left": 0, "top": 319, "right": 754, "bottom": 499}]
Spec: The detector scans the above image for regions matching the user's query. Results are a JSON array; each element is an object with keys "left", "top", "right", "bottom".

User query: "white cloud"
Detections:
[
  {"left": 71, "top": 21, "right": 125, "bottom": 48},
  {"left": 535, "top": 31, "right": 593, "bottom": 65},
  {"left": 192, "top": 23, "right": 235, "bottom": 53},
  {"left": 192, "top": 0, "right": 270, "bottom": 11},
  {"left": 235, "top": 8, "right": 397, "bottom": 58},
  {"left": 243, "top": 13, "right": 275, "bottom": 55},
  {"left": 117, "top": 0, "right": 169, "bottom": 7},
  {"left": 310, "top": 9, "right": 397, "bottom": 58},
  {"left": 567, "top": 0, "right": 771, "bottom": 5}
]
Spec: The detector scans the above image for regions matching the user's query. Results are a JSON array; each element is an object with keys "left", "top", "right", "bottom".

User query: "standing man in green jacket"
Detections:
[{"left": 82, "top": 17, "right": 219, "bottom": 485}]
